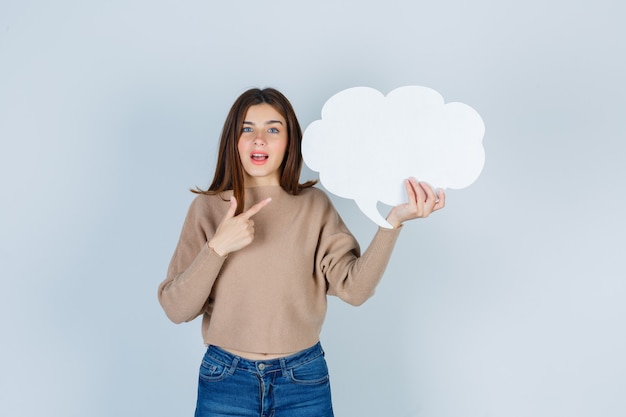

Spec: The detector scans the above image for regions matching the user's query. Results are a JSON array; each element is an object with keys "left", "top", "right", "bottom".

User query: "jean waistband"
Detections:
[{"left": 205, "top": 342, "right": 324, "bottom": 375}]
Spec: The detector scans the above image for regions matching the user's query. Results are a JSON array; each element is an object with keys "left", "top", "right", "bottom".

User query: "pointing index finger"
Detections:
[{"left": 240, "top": 197, "right": 272, "bottom": 219}]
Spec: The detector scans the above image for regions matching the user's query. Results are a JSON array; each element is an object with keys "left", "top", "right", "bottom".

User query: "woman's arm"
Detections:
[
  {"left": 158, "top": 197, "right": 226, "bottom": 323},
  {"left": 321, "top": 177, "right": 445, "bottom": 306},
  {"left": 158, "top": 195, "right": 271, "bottom": 323}
]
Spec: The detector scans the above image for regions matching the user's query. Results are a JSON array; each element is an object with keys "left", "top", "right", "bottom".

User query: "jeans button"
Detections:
[{"left": 258, "top": 363, "right": 266, "bottom": 371}]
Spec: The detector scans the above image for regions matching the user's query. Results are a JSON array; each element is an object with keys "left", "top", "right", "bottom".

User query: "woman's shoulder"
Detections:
[
  {"left": 296, "top": 186, "right": 338, "bottom": 215},
  {"left": 298, "top": 186, "right": 331, "bottom": 203},
  {"left": 188, "top": 192, "right": 231, "bottom": 214}
]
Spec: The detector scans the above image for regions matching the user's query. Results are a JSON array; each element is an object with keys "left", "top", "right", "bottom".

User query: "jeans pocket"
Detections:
[
  {"left": 288, "top": 354, "right": 330, "bottom": 385},
  {"left": 198, "top": 356, "right": 228, "bottom": 382}
]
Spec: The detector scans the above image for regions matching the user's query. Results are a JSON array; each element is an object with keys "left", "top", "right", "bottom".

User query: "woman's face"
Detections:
[{"left": 237, "top": 103, "right": 288, "bottom": 187}]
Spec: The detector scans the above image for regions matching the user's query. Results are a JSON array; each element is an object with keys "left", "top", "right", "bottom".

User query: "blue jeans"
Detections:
[{"left": 194, "top": 342, "right": 334, "bottom": 417}]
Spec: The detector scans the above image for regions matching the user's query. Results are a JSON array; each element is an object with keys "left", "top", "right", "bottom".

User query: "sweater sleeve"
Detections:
[
  {"left": 316, "top": 194, "right": 402, "bottom": 306},
  {"left": 158, "top": 196, "right": 227, "bottom": 324}
]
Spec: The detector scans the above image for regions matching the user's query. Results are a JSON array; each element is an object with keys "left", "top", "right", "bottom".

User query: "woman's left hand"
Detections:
[{"left": 386, "top": 177, "right": 445, "bottom": 228}]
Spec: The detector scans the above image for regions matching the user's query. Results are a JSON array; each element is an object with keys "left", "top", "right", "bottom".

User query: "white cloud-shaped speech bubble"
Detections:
[{"left": 302, "top": 86, "right": 485, "bottom": 228}]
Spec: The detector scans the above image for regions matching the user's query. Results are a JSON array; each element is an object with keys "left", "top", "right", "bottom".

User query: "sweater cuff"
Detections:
[{"left": 205, "top": 241, "right": 228, "bottom": 259}]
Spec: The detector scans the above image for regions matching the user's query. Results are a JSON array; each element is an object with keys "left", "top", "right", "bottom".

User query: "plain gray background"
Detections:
[{"left": 1, "top": 1, "right": 624, "bottom": 416}]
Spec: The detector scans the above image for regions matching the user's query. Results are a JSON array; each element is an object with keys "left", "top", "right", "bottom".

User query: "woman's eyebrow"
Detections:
[{"left": 242, "top": 120, "right": 284, "bottom": 126}]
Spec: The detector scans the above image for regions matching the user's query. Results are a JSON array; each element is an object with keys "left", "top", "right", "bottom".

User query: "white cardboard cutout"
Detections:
[{"left": 302, "top": 86, "right": 486, "bottom": 228}]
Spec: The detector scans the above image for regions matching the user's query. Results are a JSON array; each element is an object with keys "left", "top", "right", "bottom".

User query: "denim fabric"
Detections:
[{"left": 194, "top": 342, "right": 334, "bottom": 417}]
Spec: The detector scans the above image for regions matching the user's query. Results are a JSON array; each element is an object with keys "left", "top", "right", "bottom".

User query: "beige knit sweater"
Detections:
[{"left": 158, "top": 185, "right": 401, "bottom": 354}]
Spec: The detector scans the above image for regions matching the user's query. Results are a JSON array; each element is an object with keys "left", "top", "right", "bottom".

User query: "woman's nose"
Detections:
[{"left": 253, "top": 134, "right": 266, "bottom": 145}]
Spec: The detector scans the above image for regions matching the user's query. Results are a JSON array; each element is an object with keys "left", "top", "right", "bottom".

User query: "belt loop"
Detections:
[
  {"left": 279, "top": 357, "right": 288, "bottom": 377},
  {"left": 228, "top": 356, "right": 239, "bottom": 376}
]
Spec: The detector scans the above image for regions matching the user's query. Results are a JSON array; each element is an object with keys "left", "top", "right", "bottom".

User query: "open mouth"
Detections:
[{"left": 250, "top": 152, "right": 269, "bottom": 164}]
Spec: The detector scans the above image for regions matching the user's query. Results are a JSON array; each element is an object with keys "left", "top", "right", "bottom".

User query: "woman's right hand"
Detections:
[{"left": 208, "top": 196, "right": 271, "bottom": 257}]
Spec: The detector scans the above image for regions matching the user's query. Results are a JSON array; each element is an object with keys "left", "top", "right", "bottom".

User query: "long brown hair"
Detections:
[{"left": 192, "top": 87, "right": 316, "bottom": 215}]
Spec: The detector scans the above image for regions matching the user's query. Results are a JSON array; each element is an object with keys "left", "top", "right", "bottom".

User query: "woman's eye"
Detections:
[
  {"left": 268, "top": 127, "right": 279, "bottom": 134},
  {"left": 242, "top": 127, "right": 253, "bottom": 133}
]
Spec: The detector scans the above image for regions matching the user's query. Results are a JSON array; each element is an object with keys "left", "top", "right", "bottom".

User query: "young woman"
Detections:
[{"left": 158, "top": 87, "right": 445, "bottom": 417}]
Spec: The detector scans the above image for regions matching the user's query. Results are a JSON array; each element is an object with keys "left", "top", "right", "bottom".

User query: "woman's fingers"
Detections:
[
  {"left": 412, "top": 179, "right": 444, "bottom": 214},
  {"left": 241, "top": 197, "right": 272, "bottom": 220},
  {"left": 433, "top": 189, "right": 446, "bottom": 211},
  {"left": 387, "top": 178, "right": 446, "bottom": 226},
  {"left": 420, "top": 181, "right": 436, "bottom": 203},
  {"left": 409, "top": 178, "right": 426, "bottom": 204},
  {"left": 404, "top": 178, "right": 417, "bottom": 207},
  {"left": 210, "top": 197, "right": 272, "bottom": 256},
  {"left": 408, "top": 178, "right": 431, "bottom": 216},
  {"left": 222, "top": 196, "right": 238, "bottom": 221}
]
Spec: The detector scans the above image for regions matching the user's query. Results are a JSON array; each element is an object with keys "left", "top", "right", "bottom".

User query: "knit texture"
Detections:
[{"left": 158, "top": 185, "right": 401, "bottom": 353}]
